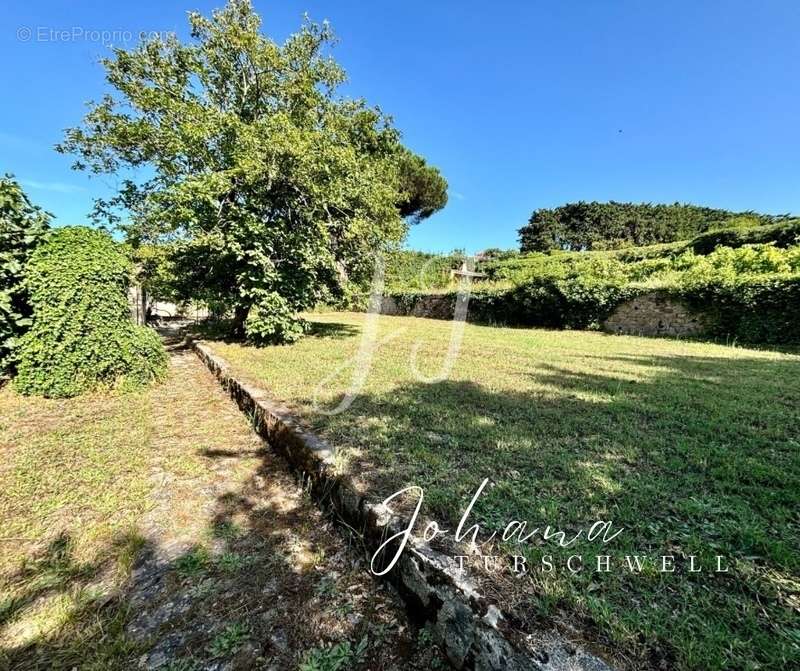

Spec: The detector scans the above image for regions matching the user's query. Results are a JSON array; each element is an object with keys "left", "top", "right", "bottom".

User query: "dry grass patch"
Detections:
[{"left": 0, "top": 346, "right": 446, "bottom": 670}]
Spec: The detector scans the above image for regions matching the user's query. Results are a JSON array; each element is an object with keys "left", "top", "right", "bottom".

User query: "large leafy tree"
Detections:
[
  {"left": 60, "top": 0, "right": 446, "bottom": 342},
  {"left": 0, "top": 176, "right": 50, "bottom": 374}
]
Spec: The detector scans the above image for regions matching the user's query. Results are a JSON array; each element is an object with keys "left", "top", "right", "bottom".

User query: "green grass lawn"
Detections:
[
  {"left": 0, "top": 353, "right": 256, "bottom": 668},
  {"left": 1, "top": 347, "right": 447, "bottom": 671},
  {"left": 208, "top": 312, "right": 800, "bottom": 670},
  {"left": 0, "top": 385, "right": 155, "bottom": 667}
]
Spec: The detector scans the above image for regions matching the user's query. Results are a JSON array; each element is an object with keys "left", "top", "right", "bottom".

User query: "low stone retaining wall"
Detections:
[
  {"left": 382, "top": 290, "right": 715, "bottom": 342},
  {"left": 190, "top": 338, "right": 614, "bottom": 671},
  {"left": 380, "top": 293, "right": 458, "bottom": 320},
  {"left": 602, "top": 292, "right": 709, "bottom": 338}
]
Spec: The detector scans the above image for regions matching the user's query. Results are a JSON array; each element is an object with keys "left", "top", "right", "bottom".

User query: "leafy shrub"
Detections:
[
  {"left": 675, "top": 276, "right": 800, "bottom": 345},
  {"left": 479, "top": 251, "right": 629, "bottom": 287},
  {"left": 384, "top": 249, "right": 463, "bottom": 292},
  {"left": 688, "top": 219, "right": 800, "bottom": 255},
  {"left": 207, "top": 622, "right": 249, "bottom": 657},
  {"left": 390, "top": 275, "right": 631, "bottom": 331},
  {"left": 667, "top": 246, "right": 800, "bottom": 344},
  {"left": 133, "top": 243, "right": 180, "bottom": 303},
  {"left": 387, "top": 241, "right": 800, "bottom": 344},
  {"left": 14, "top": 227, "right": 167, "bottom": 397},
  {"left": 481, "top": 221, "right": 800, "bottom": 288},
  {"left": 728, "top": 276, "right": 800, "bottom": 344},
  {"left": 244, "top": 291, "right": 307, "bottom": 344},
  {"left": 300, "top": 637, "right": 369, "bottom": 671},
  {"left": 0, "top": 176, "right": 50, "bottom": 375},
  {"left": 610, "top": 240, "right": 688, "bottom": 262}
]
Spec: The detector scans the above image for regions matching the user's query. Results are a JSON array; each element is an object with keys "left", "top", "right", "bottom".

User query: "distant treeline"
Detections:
[{"left": 518, "top": 201, "right": 790, "bottom": 252}]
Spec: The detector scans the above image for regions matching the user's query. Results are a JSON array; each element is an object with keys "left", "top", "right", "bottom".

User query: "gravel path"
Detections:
[{"left": 123, "top": 340, "right": 445, "bottom": 670}]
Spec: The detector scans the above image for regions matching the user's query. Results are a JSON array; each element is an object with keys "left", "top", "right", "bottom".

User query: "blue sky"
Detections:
[{"left": 3, "top": 1, "right": 799, "bottom": 253}]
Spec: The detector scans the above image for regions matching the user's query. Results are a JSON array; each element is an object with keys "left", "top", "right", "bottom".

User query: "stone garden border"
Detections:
[{"left": 190, "top": 338, "right": 614, "bottom": 671}]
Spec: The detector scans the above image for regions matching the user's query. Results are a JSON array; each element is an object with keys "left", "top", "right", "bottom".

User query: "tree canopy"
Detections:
[
  {"left": 60, "top": 0, "right": 447, "bottom": 342},
  {"left": 518, "top": 201, "right": 780, "bottom": 252},
  {"left": 395, "top": 148, "right": 448, "bottom": 223}
]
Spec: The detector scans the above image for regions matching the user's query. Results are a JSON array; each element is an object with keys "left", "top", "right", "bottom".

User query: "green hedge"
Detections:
[
  {"left": 677, "top": 276, "right": 800, "bottom": 345},
  {"left": 385, "top": 242, "right": 800, "bottom": 345},
  {"left": 384, "top": 249, "right": 463, "bottom": 292},
  {"left": 687, "top": 219, "right": 800, "bottom": 255},
  {"left": 481, "top": 220, "right": 800, "bottom": 284},
  {"left": 14, "top": 227, "right": 167, "bottom": 397},
  {"left": 387, "top": 278, "right": 800, "bottom": 345},
  {"left": 388, "top": 278, "right": 635, "bottom": 331}
]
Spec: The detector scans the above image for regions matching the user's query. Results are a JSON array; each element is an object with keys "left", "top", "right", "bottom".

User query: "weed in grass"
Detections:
[
  {"left": 211, "top": 520, "right": 243, "bottom": 541},
  {"left": 217, "top": 551, "right": 245, "bottom": 573},
  {"left": 416, "top": 625, "right": 434, "bottom": 649},
  {"left": 431, "top": 657, "right": 446, "bottom": 670},
  {"left": 334, "top": 600, "right": 354, "bottom": 618},
  {"left": 314, "top": 576, "right": 337, "bottom": 599},
  {"left": 186, "top": 579, "right": 215, "bottom": 600},
  {"left": 207, "top": 622, "right": 249, "bottom": 657},
  {"left": 299, "top": 636, "right": 369, "bottom": 671},
  {"left": 174, "top": 548, "right": 209, "bottom": 579},
  {"left": 370, "top": 621, "right": 393, "bottom": 647},
  {"left": 163, "top": 659, "right": 199, "bottom": 671},
  {"left": 0, "top": 594, "right": 22, "bottom": 624}
]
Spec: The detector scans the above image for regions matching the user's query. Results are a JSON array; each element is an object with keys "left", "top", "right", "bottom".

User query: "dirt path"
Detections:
[{"left": 122, "top": 343, "right": 444, "bottom": 670}]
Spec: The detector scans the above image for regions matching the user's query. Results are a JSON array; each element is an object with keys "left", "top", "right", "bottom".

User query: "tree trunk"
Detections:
[{"left": 232, "top": 304, "right": 248, "bottom": 338}]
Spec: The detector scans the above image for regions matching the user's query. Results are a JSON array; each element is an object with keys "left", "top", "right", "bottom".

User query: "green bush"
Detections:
[
  {"left": 244, "top": 291, "right": 307, "bottom": 344},
  {"left": 0, "top": 176, "right": 50, "bottom": 375},
  {"left": 481, "top": 221, "right": 800, "bottom": 287},
  {"left": 389, "top": 275, "right": 632, "bottom": 331},
  {"left": 382, "top": 216, "right": 800, "bottom": 346},
  {"left": 384, "top": 249, "right": 463, "bottom": 292},
  {"left": 672, "top": 250, "right": 800, "bottom": 344},
  {"left": 718, "top": 276, "right": 800, "bottom": 344},
  {"left": 387, "top": 241, "right": 800, "bottom": 345},
  {"left": 688, "top": 219, "right": 800, "bottom": 255},
  {"left": 14, "top": 227, "right": 167, "bottom": 398}
]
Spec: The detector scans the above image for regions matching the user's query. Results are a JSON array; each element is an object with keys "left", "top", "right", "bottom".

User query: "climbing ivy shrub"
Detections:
[
  {"left": 14, "top": 227, "right": 167, "bottom": 397},
  {"left": 0, "top": 176, "right": 50, "bottom": 375}
]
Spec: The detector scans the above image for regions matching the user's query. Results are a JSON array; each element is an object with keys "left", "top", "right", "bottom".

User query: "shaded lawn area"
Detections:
[
  {"left": 208, "top": 311, "right": 800, "bottom": 671},
  {"left": 0, "top": 349, "right": 251, "bottom": 669},
  {"left": 0, "top": 348, "right": 440, "bottom": 670},
  {"left": 0, "top": 385, "right": 156, "bottom": 667}
]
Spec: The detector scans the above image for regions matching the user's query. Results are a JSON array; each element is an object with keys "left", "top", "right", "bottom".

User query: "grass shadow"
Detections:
[
  {"left": 305, "top": 351, "right": 800, "bottom": 670},
  {"left": 306, "top": 321, "right": 361, "bottom": 340},
  {"left": 0, "top": 531, "right": 148, "bottom": 670}
]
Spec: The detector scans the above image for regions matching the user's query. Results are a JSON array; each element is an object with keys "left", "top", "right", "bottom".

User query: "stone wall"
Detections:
[
  {"left": 191, "top": 338, "right": 615, "bottom": 671},
  {"left": 602, "top": 292, "right": 709, "bottom": 337},
  {"left": 380, "top": 293, "right": 457, "bottom": 320},
  {"left": 382, "top": 290, "right": 714, "bottom": 341}
]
